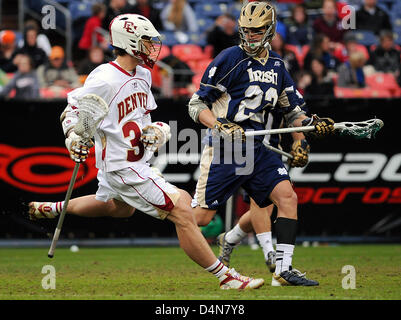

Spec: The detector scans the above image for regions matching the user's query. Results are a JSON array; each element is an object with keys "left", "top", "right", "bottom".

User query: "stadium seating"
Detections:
[
  {"left": 194, "top": 3, "right": 226, "bottom": 19},
  {"left": 351, "top": 30, "right": 379, "bottom": 47},
  {"left": 365, "top": 73, "right": 401, "bottom": 96},
  {"left": 197, "top": 17, "right": 214, "bottom": 33},
  {"left": 68, "top": 1, "right": 92, "bottom": 20},
  {"left": 158, "top": 45, "right": 171, "bottom": 61},
  {"left": 172, "top": 44, "right": 206, "bottom": 62},
  {"left": 334, "top": 86, "right": 392, "bottom": 98}
]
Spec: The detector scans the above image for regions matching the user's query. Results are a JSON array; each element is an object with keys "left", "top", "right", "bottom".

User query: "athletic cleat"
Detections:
[
  {"left": 217, "top": 232, "right": 237, "bottom": 267},
  {"left": 220, "top": 268, "right": 264, "bottom": 290},
  {"left": 266, "top": 251, "right": 276, "bottom": 273},
  {"left": 28, "top": 202, "right": 58, "bottom": 221},
  {"left": 272, "top": 266, "right": 319, "bottom": 286}
]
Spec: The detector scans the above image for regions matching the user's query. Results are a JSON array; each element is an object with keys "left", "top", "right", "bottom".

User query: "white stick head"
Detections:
[{"left": 74, "top": 94, "right": 109, "bottom": 140}]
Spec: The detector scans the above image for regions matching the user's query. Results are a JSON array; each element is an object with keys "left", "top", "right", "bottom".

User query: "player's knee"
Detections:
[
  {"left": 109, "top": 199, "right": 135, "bottom": 218},
  {"left": 193, "top": 206, "right": 215, "bottom": 226},
  {"left": 276, "top": 190, "right": 297, "bottom": 209}
]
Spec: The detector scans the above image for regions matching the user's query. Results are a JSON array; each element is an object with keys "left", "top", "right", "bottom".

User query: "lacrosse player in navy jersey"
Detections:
[
  {"left": 216, "top": 109, "right": 310, "bottom": 274},
  {"left": 188, "top": 1, "right": 334, "bottom": 286}
]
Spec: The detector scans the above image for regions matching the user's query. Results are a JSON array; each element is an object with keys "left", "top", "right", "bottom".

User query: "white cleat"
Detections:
[
  {"left": 219, "top": 268, "right": 264, "bottom": 290},
  {"left": 28, "top": 202, "right": 58, "bottom": 221}
]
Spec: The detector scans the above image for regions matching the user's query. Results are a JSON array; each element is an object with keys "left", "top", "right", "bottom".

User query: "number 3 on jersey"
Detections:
[{"left": 122, "top": 121, "right": 145, "bottom": 162}]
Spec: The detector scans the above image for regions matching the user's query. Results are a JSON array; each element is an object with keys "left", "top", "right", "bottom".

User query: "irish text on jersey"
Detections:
[{"left": 247, "top": 68, "right": 278, "bottom": 85}]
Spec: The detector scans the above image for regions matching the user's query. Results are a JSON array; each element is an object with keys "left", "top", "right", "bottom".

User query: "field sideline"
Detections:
[{"left": 0, "top": 244, "right": 400, "bottom": 300}]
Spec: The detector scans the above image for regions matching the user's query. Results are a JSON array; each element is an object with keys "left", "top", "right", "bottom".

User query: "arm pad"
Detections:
[
  {"left": 188, "top": 93, "right": 209, "bottom": 123},
  {"left": 60, "top": 103, "right": 79, "bottom": 137},
  {"left": 284, "top": 106, "right": 306, "bottom": 127}
]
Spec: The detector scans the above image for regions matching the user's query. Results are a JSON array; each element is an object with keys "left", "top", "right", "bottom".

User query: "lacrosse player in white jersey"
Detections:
[{"left": 31, "top": 14, "right": 264, "bottom": 290}]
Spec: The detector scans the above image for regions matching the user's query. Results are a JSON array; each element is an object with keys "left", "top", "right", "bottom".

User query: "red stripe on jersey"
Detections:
[
  {"left": 118, "top": 173, "right": 175, "bottom": 212},
  {"left": 109, "top": 61, "right": 136, "bottom": 77}
]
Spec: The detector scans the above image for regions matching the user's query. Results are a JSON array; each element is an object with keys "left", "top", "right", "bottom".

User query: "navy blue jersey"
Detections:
[{"left": 196, "top": 45, "right": 306, "bottom": 146}]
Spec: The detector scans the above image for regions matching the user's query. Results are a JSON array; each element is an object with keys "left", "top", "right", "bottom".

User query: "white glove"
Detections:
[
  {"left": 65, "top": 132, "right": 94, "bottom": 163},
  {"left": 140, "top": 122, "right": 171, "bottom": 152}
]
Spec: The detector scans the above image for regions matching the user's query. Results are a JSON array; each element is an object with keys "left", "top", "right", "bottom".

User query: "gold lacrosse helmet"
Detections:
[{"left": 238, "top": 1, "right": 277, "bottom": 56}]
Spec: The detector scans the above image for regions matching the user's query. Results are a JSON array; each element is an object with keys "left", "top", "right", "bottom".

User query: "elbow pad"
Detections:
[{"left": 188, "top": 93, "right": 209, "bottom": 123}]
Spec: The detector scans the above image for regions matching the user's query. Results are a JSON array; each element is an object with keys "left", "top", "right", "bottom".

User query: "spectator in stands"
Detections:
[
  {"left": 295, "top": 70, "right": 313, "bottom": 96},
  {"left": 368, "top": 30, "right": 401, "bottom": 85},
  {"left": 132, "top": 0, "right": 163, "bottom": 31},
  {"left": 304, "top": 58, "right": 335, "bottom": 98},
  {"left": 285, "top": 4, "right": 313, "bottom": 47},
  {"left": 37, "top": 46, "right": 80, "bottom": 92},
  {"left": 313, "top": 0, "right": 346, "bottom": 44},
  {"left": 0, "top": 54, "right": 39, "bottom": 99},
  {"left": 337, "top": 51, "right": 366, "bottom": 88},
  {"left": 356, "top": 0, "right": 392, "bottom": 35},
  {"left": 160, "top": 0, "right": 199, "bottom": 33},
  {"left": 333, "top": 32, "right": 369, "bottom": 63},
  {"left": 13, "top": 26, "right": 48, "bottom": 69},
  {"left": 206, "top": 13, "right": 240, "bottom": 58},
  {"left": 270, "top": 32, "right": 300, "bottom": 79},
  {"left": 77, "top": 46, "right": 108, "bottom": 76},
  {"left": 304, "top": 33, "right": 339, "bottom": 72},
  {"left": 102, "top": 0, "right": 134, "bottom": 30},
  {"left": 19, "top": 19, "right": 52, "bottom": 57},
  {"left": 79, "top": 3, "right": 108, "bottom": 52},
  {"left": 0, "top": 30, "right": 18, "bottom": 73}
]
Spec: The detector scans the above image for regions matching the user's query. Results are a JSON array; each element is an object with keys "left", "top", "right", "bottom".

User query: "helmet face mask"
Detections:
[
  {"left": 238, "top": 2, "right": 277, "bottom": 57},
  {"left": 109, "top": 14, "right": 162, "bottom": 68}
]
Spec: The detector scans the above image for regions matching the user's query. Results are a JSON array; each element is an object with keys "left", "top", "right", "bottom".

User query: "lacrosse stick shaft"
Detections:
[
  {"left": 265, "top": 143, "right": 293, "bottom": 159},
  {"left": 48, "top": 162, "right": 80, "bottom": 258},
  {"left": 244, "top": 123, "right": 349, "bottom": 137},
  {"left": 245, "top": 125, "right": 316, "bottom": 137}
]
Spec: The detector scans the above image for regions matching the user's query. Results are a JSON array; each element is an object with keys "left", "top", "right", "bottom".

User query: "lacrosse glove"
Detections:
[
  {"left": 213, "top": 118, "right": 245, "bottom": 142},
  {"left": 302, "top": 114, "right": 335, "bottom": 138},
  {"left": 140, "top": 122, "right": 171, "bottom": 152},
  {"left": 288, "top": 139, "right": 310, "bottom": 168},
  {"left": 65, "top": 132, "right": 94, "bottom": 163}
]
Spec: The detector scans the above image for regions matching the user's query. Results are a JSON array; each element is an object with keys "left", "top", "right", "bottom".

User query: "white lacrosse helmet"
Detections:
[{"left": 109, "top": 14, "right": 162, "bottom": 68}]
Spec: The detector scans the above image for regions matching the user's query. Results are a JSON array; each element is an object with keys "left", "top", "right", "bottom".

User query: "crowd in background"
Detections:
[{"left": 0, "top": 0, "right": 400, "bottom": 100}]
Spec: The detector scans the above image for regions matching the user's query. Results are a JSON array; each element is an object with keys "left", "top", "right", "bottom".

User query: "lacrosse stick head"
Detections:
[
  {"left": 335, "top": 118, "right": 384, "bottom": 139},
  {"left": 74, "top": 94, "right": 109, "bottom": 140}
]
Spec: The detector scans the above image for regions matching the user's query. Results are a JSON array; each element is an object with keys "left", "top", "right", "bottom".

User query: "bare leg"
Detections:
[
  {"left": 250, "top": 199, "right": 273, "bottom": 234},
  {"left": 193, "top": 205, "right": 217, "bottom": 226},
  {"left": 269, "top": 180, "right": 297, "bottom": 220},
  {"left": 167, "top": 189, "right": 218, "bottom": 268},
  {"left": 29, "top": 195, "right": 135, "bottom": 220},
  {"left": 67, "top": 195, "right": 135, "bottom": 218}
]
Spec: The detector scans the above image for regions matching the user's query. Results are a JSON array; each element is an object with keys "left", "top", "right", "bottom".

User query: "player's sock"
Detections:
[
  {"left": 274, "top": 217, "right": 297, "bottom": 274},
  {"left": 50, "top": 201, "right": 64, "bottom": 215},
  {"left": 256, "top": 232, "right": 275, "bottom": 259},
  {"left": 206, "top": 259, "right": 229, "bottom": 279},
  {"left": 225, "top": 224, "right": 247, "bottom": 245},
  {"left": 275, "top": 244, "right": 294, "bottom": 274}
]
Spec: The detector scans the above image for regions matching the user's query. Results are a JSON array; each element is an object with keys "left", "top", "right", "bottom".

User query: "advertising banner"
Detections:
[{"left": 0, "top": 98, "right": 399, "bottom": 238}]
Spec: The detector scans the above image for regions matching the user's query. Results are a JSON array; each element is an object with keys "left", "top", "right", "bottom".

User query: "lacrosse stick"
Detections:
[
  {"left": 245, "top": 118, "right": 384, "bottom": 139},
  {"left": 48, "top": 94, "right": 108, "bottom": 258}
]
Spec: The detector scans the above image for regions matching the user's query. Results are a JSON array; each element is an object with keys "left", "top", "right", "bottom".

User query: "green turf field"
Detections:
[{"left": 0, "top": 244, "right": 400, "bottom": 300}]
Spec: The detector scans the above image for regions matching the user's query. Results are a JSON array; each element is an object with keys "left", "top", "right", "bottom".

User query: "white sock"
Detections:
[
  {"left": 50, "top": 201, "right": 63, "bottom": 215},
  {"left": 275, "top": 243, "right": 294, "bottom": 274},
  {"left": 205, "top": 259, "right": 229, "bottom": 279},
  {"left": 256, "top": 232, "right": 275, "bottom": 260},
  {"left": 225, "top": 224, "right": 247, "bottom": 245}
]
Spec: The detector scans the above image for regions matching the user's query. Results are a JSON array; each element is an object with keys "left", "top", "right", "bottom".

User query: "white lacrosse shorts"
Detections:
[{"left": 95, "top": 166, "right": 180, "bottom": 220}]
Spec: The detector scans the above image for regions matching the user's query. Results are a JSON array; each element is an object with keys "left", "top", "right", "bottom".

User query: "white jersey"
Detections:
[{"left": 66, "top": 61, "right": 157, "bottom": 172}]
